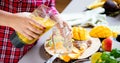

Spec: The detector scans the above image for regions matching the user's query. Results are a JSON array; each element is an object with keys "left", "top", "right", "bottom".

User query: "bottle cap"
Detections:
[{"left": 10, "top": 32, "right": 25, "bottom": 48}]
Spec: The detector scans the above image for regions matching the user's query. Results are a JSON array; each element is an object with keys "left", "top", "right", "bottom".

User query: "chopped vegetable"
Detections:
[
  {"left": 110, "top": 49, "right": 120, "bottom": 58},
  {"left": 91, "top": 48, "right": 120, "bottom": 63}
]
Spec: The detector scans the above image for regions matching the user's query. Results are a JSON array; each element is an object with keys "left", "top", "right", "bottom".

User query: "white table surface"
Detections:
[
  {"left": 19, "top": 0, "right": 120, "bottom": 63},
  {"left": 61, "top": 0, "right": 94, "bottom": 14}
]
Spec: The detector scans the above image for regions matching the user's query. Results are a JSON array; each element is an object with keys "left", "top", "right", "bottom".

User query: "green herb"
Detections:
[
  {"left": 110, "top": 49, "right": 120, "bottom": 58},
  {"left": 101, "top": 52, "right": 110, "bottom": 60},
  {"left": 96, "top": 48, "right": 120, "bottom": 63}
]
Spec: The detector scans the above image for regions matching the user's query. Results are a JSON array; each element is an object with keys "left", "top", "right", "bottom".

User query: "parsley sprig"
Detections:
[{"left": 96, "top": 49, "right": 120, "bottom": 63}]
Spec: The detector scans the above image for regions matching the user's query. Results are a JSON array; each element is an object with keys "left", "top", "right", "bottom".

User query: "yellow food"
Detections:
[
  {"left": 87, "top": 0, "right": 120, "bottom": 9},
  {"left": 72, "top": 26, "right": 89, "bottom": 41},
  {"left": 72, "top": 46, "right": 81, "bottom": 53},
  {"left": 87, "top": 0, "right": 106, "bottom": 9},
  {"left": 90, "top": 52, "right": 102, "bottom": 63},
  {"left": 46, "top": 26, "right": 91, "bottom": 62},
  {"left": 112, "top": 31, "right": 118, "bottom": 38},
  {"left": 59, "top": 54, "right": 71, "bottom": 62},
  {"left": 31, "top": 15, "right": 56, "bottom": 31},
  {"left": 60, "top": 46, "right": 84, "bottom": 61},
  {"left": 47, "top": 42, "right": 86, "bottom": 62},
  {"left": 89, "top": 26, "right": 113, "bottom": 38},
  {"left": 88, "top": 1, "right": 105, "bottom": 9},
  {"left": 46, "top": 40, "right": 84, "bottom": 62},
  {"left": 68, "top": 53, "right": 80, "bottom": 59},
  {"left": 68, "top": 46, "right": 84, "bottom": 59}
]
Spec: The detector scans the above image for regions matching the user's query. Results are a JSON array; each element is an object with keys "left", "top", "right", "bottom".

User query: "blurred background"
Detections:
[{"left": 56, "top": 0, "right": 71, "bottom": 13}]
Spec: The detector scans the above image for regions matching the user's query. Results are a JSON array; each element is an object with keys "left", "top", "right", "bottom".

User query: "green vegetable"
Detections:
[
  {"left": 109, "top": 56, "right": 117, "bottom": 63},
  {"left": 110, "top": 48, "right": 120, "bottom": 58},
  {"left": 101, "top": 52, "right": 110, "bottom": 60},
  {"left": 96, "top": 48, "right": 120, "bottom": 63}
]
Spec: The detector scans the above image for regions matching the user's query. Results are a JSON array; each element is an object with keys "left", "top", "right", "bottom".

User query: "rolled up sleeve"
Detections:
[{"left": 49, "top": 0, "right": 59, "bottom": 15}]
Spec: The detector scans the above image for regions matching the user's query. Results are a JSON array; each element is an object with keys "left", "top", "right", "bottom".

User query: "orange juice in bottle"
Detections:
[{"left": 10, "top": 5, "right": 57, "bottom": 48}]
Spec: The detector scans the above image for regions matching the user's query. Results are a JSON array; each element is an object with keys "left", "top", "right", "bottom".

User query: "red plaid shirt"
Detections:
[{"left": 0, "top": 0, "right": 58, "bottom": 63}]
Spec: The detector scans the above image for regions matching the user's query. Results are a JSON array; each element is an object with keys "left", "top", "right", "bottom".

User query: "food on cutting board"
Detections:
[
  {"left": 87, "top": 0, "right": 120, "bottom": 16},
  {"left": 90, "top": 49, "right": 120, "bottom": 63},
  {"left": 89, "top": 25, "right": 118, "bottom": 38},
  {"left": 44, "top": 26, "right": 101, "bottom": 62},
  {"left": 102, "top": 38, "right": 112, "bottom": 51}
]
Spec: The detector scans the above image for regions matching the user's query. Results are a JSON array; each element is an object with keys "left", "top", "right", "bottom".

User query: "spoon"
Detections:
[{"left": 45, "top": 53, "right": 59, "bottom": 63}]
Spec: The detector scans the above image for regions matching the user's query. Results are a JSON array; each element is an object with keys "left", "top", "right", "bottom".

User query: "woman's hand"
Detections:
[{"left": 9, "top": 12, "right": 45, "bottom": 40}]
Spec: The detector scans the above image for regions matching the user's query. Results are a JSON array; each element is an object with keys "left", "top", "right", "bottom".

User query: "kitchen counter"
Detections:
[{"left": 18, "top": 0, "right": 120, "bottom": 63}]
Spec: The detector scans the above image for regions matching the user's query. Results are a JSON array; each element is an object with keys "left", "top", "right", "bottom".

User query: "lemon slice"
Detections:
[{"left": 90, "top": 52, "right": 102, "bottom": 63}]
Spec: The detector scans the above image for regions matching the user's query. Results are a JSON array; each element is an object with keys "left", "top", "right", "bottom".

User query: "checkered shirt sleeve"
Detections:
[{"left": 0, "top": 0, "right": 58, "bottom": 63}]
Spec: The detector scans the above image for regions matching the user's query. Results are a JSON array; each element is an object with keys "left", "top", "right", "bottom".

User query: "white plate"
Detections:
[{"left": 44, "top": 37, "right": 101, "bottom": 60}]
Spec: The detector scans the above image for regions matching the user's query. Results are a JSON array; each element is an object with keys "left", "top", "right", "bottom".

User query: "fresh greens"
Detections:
[
  {"left": 110, "top": 49, "right": 120, "bottom": 58},
  {"left": 96, "top": 49, "right": 120, "bottom": 63}
]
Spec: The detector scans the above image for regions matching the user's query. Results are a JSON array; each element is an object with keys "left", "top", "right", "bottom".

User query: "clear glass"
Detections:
[{"left": 52, "top": 24, "right": 73, "bottom": 54}]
